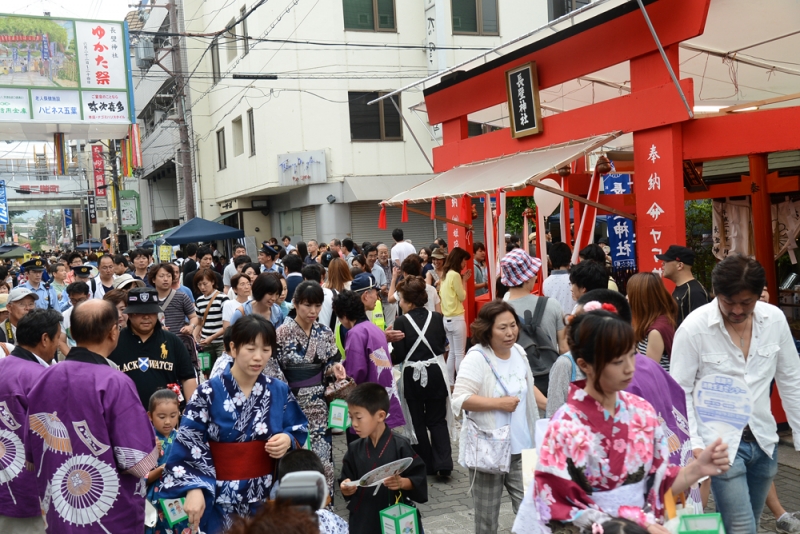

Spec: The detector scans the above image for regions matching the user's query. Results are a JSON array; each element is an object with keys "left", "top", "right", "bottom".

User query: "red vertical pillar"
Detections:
[
  {"left": 446, "top": 197, "right": 475, "bottom": 331},
  {"left": 749, "top": 154, "right": 777, "bottom": 304},
  {"left": 631, "top": 47, "right": 687, "bottom": 286}
]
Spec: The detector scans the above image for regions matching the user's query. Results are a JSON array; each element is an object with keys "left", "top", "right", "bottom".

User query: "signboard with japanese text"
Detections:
[
  {"left": 277, "top": 150, "right": 328, "bottom": 187},
  {"left": 31, "top": 89, "right": 81, "bottom": 122},
  {"left": 505, "top": 62, "right": 542, "bottom": 138},
  {"left": 0, "top": 13, "right": 132, "bottom": 140},
  {"left": 74, "top": 21, "right": 127, "bottom": 90},
  {"left": 92, "top": 145, "right": 106, "bottom": 197},
  {"left": 602, "top": 174, "right": 637, "bottom": 272},
  {"left": 82, "top": 91, "right": 129, "bottom": 122},
  {"left": 87, "top": 194, "right": 98, "bottom": 224},
  {"left": 0, "top": 88, "right": 30, "bottom": 122},
  {"left": 120, "top": 189, "right": 141, "bottom": 231}
]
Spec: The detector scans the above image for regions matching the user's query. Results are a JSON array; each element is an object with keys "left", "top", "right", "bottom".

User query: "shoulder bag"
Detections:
[{"left": 462, "top": 349, "right": 514, "bottom": 474}]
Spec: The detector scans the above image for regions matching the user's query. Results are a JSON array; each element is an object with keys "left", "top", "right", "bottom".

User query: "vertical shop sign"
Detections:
[
  {"left": 602, "top": 174, "right": 636, "bottom": 272},
  {"left": 505, "top": 62, "right": 543, "bottom": 138},
  {"left": 87, "top": 194, "right": 98, "bottom": 224},
  {"left": 92, "top": 145, "right": 106, "bottom": 197}
]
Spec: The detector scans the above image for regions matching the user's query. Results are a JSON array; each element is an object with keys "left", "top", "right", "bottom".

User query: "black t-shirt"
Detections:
[
  {"left": 109, "top": 323, "right": 195, "bottom": 408},
  {"left": 673, "top": 278, "right": 710, "bottom": 327},
  {"left": 183, "top": 258, "right": 197, "bottom": 276}
]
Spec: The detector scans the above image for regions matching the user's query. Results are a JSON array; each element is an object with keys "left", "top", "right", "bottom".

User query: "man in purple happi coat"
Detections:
[
  {"left": 332, "top": 288, "right": 405, "bottom": 443},
  {"left": 26, "top": 300, "right": 157, "bottom": 533},
  {"left": 0, "top": 309, "right": 62, "bottom": 533}
]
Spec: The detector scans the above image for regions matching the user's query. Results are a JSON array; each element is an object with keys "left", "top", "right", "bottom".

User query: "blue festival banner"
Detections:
[
  {"left": 602, "top": 174, "right": 636, "bottom": 271},
  {"left": 64, "top": 209, "right": 72, "bottom": 227},
  {"left": 0, "top": 181, "right": 8, "bottom": 225},
  {"left": 41, "top": 34, "right": 50, "bottom": 60}
]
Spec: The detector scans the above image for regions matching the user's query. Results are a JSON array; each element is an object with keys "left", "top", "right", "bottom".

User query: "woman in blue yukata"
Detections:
[
  {"left": 161, "top": 314, "right": 309, "bottom": 534},
  {"left": 275, "top": 281, "right": 346, "bottom": 500}
]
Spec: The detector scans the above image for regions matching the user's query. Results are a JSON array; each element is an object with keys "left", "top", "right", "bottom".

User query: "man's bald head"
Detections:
[{"left": 71, "top": 299, "right": 119, "bottom": 346}]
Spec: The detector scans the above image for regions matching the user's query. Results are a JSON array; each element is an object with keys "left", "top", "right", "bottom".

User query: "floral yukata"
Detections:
[
  {"left": 145, "top": 429, "right": 190, "bottom": 534},
  {"left": 161, "top": 367, "right": 308, "bottom": 534},
  {"left": 514, "top": 382, "right": 680, "bottom": 533},
  {"left": 276, "top": 319, "right": 340, "bottom": 499}
]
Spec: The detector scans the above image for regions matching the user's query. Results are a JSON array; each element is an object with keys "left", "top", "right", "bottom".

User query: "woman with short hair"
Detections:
[{"left": 452, "top": 300, "right": 537, "bottom": 534}]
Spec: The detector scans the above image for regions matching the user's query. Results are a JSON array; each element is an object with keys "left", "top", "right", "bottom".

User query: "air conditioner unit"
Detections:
[{"left": 135, "top": 38, "right": 155, "bottom": 70}]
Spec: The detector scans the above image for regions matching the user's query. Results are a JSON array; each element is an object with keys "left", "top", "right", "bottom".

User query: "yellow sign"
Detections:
[{"left": 158, "top": 245, "right": 172, "bottom": 263}]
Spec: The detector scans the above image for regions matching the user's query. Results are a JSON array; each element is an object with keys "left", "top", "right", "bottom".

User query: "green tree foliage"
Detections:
[
  {"left": 685, "top": 199, "right": 714, "bottom": 289},
  {"left": 504, "top": 196, "right": 536, "bottom": 236}
]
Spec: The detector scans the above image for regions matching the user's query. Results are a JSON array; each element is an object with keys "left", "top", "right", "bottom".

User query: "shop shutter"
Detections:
[
  {"left": 301, "top": 206, "right": 317, "bottom": 242},
  {"left": 349, "top": 201, "right": 436, "bottom": 250}
]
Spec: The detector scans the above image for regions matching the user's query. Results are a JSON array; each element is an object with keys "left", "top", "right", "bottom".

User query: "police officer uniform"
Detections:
[
  {"left": 71, "top": 265, "right": 97, "bottom": 300},
  {"left": 19, "top": 259, "right": 60, "bottom": 311}
]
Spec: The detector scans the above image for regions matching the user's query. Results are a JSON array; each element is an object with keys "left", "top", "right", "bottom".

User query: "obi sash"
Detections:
[
  {"left": 283, "top": 363, "right": 324, "bottom": 389},
  {"left": 208, "top": 441, "right": 274, "bottom": 481},
  {"left": 590, "top": 479, "right": 647, "bottom": 517}
]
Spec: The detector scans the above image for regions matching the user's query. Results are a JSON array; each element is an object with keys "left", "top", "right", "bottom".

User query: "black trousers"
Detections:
[{"left": 406, "top": 396, "right": 453, "bottom": 474}]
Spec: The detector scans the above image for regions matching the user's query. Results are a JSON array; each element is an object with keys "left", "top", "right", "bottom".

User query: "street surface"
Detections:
[{"left": 332, "top": 430, "right": 800, "bottom": 533}]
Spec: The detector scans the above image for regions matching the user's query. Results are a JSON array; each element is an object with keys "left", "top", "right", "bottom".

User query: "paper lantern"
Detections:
[{"left": 380, "top": 503, "right": 419, "bottom": 534}]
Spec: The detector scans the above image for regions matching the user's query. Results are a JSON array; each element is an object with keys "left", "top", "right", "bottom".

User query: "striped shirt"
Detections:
[
  {"left": 195, "top": 291, "right": 229, "bottom": 344},
  {"left": 161, "top": 290, "right": 196, "bottom": 334}
]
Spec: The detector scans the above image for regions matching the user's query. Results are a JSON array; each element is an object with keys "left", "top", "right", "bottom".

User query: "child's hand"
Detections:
[
  {"left": 340, "top": 479, "right": 357, "bottom": 496},
  {"left": 265, "top": 433, "right": 291, "bottom": 458},
  {"left": 383, "top": 474, "right": 407, "bottom": 491}
]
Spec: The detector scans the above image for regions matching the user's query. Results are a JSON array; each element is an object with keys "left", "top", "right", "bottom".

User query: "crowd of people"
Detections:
[{"left": 0, "top": 228, "right": 798, "bottom": 534}]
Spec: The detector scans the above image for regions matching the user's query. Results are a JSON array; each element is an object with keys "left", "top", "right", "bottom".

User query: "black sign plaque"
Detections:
[
  {"left": 505, "top": 62, "right": 543, "bottom": 138},
  {"left": 88, "top": 193, "right": 98, "bottom": 224}
]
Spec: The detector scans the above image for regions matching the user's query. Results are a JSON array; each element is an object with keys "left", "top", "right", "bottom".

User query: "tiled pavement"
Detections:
[{"left": 331, "top": 430, "right": 800, "bottom": 533}]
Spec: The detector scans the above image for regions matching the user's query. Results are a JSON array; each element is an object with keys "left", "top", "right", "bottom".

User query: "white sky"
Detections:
[{"left": 1, "top": 1, "right": 135, "bottom": 159}]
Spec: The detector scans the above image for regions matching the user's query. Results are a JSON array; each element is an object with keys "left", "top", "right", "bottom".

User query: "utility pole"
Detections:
[
  {"left": 108, "top": 140, "right": 127, "bottom": 252},
  {"left": 168, "top": 0, "right": 196, "bottom": 220}
]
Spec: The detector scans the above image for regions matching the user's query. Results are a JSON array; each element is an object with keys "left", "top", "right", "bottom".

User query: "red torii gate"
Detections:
[{"left": 417, "top": 0, "right": 798, "bottom": 315}]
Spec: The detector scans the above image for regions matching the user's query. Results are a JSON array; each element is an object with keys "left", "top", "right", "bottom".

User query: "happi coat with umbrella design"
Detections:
[{"left": 25, "top": 347, "right": 157, "bottom": 534}]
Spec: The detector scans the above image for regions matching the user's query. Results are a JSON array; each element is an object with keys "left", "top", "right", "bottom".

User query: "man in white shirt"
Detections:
[
  {"left": 223, "top": 244, "right": 248, "bottom": 293},
  {"left": 542, "top": 242, "right": 575, "bottom": 316},
  {"left": 390, "top": 228, "right": 416, "bottom": 266},
  {"left": 93, "top": 254, "right": 116, "bottom": 299},
  {"left": 671, "top": 254, "right": 800, "bottom": 534}
]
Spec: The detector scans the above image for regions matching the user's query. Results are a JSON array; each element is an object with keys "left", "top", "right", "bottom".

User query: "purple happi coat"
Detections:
[
  {"left": 343, "top": 320, "right": 405, "bottom": 429},
  {"left": 26, "top": 347, "right": 158, "bottom": 533},
  {"left": 0, "top": 347, "right": 48, "bottom": 518}
]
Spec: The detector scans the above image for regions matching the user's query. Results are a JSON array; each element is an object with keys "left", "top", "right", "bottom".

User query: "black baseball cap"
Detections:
[
  {"left": 124, "top": 287, "right": 162, "bottom": 314},
  {"left": 655, "top": 245, "right": 695, "bottom": 266}
]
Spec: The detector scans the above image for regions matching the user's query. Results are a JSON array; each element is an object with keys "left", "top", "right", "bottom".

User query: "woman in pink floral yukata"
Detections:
[{"left": 514, "top": 309, "right": 731, "bottom": 534}]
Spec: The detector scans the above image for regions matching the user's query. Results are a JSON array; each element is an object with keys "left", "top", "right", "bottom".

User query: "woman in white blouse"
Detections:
[{"left": 452, "top": 300, "right": 537, "bottom": 534}]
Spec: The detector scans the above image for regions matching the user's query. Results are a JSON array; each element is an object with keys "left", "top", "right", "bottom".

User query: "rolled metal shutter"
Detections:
[
  {"left": 301, "top": 206, "right": 318, "bottom": 242},
  {"left": 349, "top": 201, "right": 436, "bottom": 249}
]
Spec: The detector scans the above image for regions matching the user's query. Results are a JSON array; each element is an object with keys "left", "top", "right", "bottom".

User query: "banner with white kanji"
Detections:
[{"left": 602, "top": 174, "right": 637, "bottom": 271}]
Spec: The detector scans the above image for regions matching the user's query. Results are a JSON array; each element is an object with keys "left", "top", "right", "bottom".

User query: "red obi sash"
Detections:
[{"left": 208, "top": 441, "right": 275, "bottom": 481}]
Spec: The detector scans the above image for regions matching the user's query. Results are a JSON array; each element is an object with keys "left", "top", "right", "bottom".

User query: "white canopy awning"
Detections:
[{"left": 382, "top": 132, "right": 620, "bottom": 206}]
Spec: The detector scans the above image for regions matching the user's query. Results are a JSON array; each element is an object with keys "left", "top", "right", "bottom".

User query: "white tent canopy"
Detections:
[{"left": 382, "top": 132, "right": 619, "bottom": 206}]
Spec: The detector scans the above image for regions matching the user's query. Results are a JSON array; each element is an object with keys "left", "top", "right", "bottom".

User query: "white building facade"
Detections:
[{"left": 138, "top": 0, "right": 555, "bottom": 245}]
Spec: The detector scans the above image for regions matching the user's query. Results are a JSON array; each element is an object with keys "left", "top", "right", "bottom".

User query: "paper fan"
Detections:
[
  {"left": 29, "top": 412, "right": 72, "bottom": 475},
  {"left": 341, "top": 457, "right": 413, "bottom": 495},
  {"left": 51, "top": 454, "right": 120, "bottom": 534},
  {"left": 0, "top": 430, "right": 25, "bottom": 505}
]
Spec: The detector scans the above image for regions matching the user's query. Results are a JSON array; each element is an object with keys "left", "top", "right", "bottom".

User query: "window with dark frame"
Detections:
[
  {"left": 211, "top": 40, "right": 221, "bottom": 84},
  {"left": 247, "top": 108, "right": 256, "bottom": 156},
  {"left": 343, "top": 0, "right": 396, "bottom": 32},
  {"left": 217, "top": 128, "right": 227, "bottom": 170},
  {"left": 348, "top": 91, "right": 402, "bottom": 141},
  {"left": 451, "top": 0, "right": 498, "bottom": 35},
  {"left": 240, "top": 6, "right": 250, "bottom": 56},
  {"left": 548, "top": 0, "right": 590, "bottom": 21}
]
